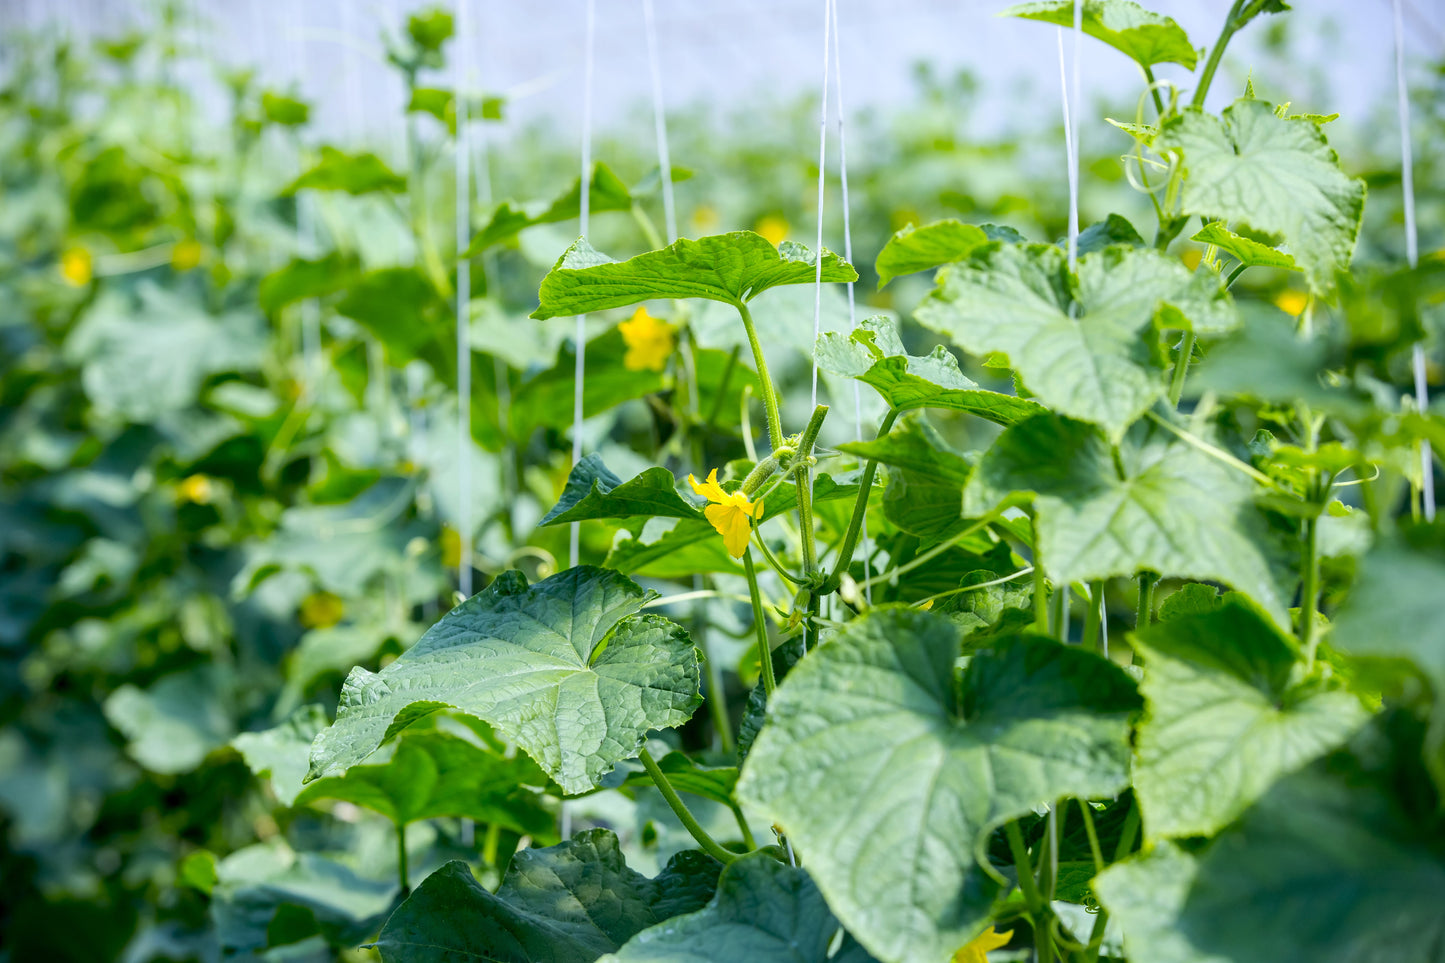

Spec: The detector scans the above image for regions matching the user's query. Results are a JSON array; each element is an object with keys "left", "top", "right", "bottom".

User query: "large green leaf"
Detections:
[
  {"left": 336, "top": 268, "right": 449, "bottom": 368},
  {"left": 602, "top": 853, "right": 879, "bottom": 963},
  {"left": 541, "top": 454, "right": 702, "bottom": 527},
  {"left": 816, "top": 316, "right": 1045, "bottom": 426},
  {"left": 874, "top": 220, "right": 989, "bottom": 288},
  {"left": 1097, "top": 715, "right": 1445, "bottom": 963},
  {"left": 286, "top": 146, "right": 407, "bottom": 195},
  {"left": 1132, "top": 595, "right": 1367, "bottom": 839},
  {"left": 531, "top": 232, "right": 856, "bottom": 319},
  {"left": 736, "top": 608, "right": 1139, "bottom": 963},
  {"left": 375, "top": 830, "right": 721, "bottom": 963},
  {"left": 1007, "top": 0, "right": 1197, "bottom": 70},
  {"left": 103, "top": 667, "right": 233, "bottom": 774},
  {"left": 966, "top": 413, "right": 1290, "bottom": 623},
  {"left": 916, "top": 243, "right": 1236, "bottom": 441},
  {"left": 232, "top": 704, "right": 330, "bottom": 807},
  {"left": 465, "top": 162, "right": 634, "bottom": 256},
  {"left": 840, "top": 414, "right": 974, "bottom": 541},
  {"left": 511, "top": 326, "right": 667, "bottom": 440},
  {"left": 295, "top": 729, "right": 556, "bottom": 837},
  {"left": 258, "top": 253, "right": 358, "bottom": 313},
  {"left": 1158, "top": 100, "right": 1364, "bottom": 293},
  {"left": 307, "top": 566, "right": 701, "bottom": 795}
]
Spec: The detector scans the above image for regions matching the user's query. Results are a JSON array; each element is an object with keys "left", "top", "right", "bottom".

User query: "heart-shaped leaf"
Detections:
[
  {"left": 1007, "top": 0, "right": 1198, "bottom": 70},
  {"left": 875, "top": 220, "right": 990, "bottom": 288},
  {"left": 541, "top": 454, "right": 702, "bottom": 527}
]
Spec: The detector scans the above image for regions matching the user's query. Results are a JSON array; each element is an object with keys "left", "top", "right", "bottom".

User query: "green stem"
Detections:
[
  {"left": 792, "top": 405, "right": 829, "bottom": 579},
  {"left": 856, "top": 515, "right": 998, "bottom": 592},
  {"left": 1168, "top": 331, "right": 1196, "bottom": 407},
  {"left": 396, "top": 820, "right": 410, "bottom": 894},
  {"left": 1113, "top": 799, "right": 1141, "bottom": 862},
  {"left": 1082, "top": 580, "right": 1104, "bottom": 652},
  {"left": 638, "top": 748, "right": 738, "bottom": 863},
  {"left": 827, "top": 407, "right": 899, "bottom": 591},
  {"left": 743, "top": 549, "right": 777, "bottom": 698},
  {"left": 1077, "top": 801, "right": 1104, "bottom": 875},
  {"left": 729, "top": 804, "right": 757, "bottom": 850},
  {"left": 700, "top": 628, "right": 736, "bottom": 757},
  {"left": 482, "top": 821, "right": 500, "bottom": 868},
  {"left": 734, "top": 300, "right": 785, "bottom": 451},
  {"left": 1034, "top": 560, "right": 1051, "bottom": 634},
  {"left": 1050, "top": 586, "right": 1069, "bottom": 642},
  {"left": 753, "top": 533, "right": 807, "bottom": 586},
  {"left": 631, "top": 204, "right": 665, "bottom": 251},
  {"left": 1006, "top": 821, "right": 1056, "bottom": 962},
  {"left": 1141, "top": 64, "right": 1166, "bottom": 118},
  {"left": 1192, "top": 0, "right": 1271, "bottom": 109},
  {"left": 1136, "top": 573, "right": 1157, "bottom": 630},
  {"left": 703, "top": 344, "right": 741, "bottom": 430}
]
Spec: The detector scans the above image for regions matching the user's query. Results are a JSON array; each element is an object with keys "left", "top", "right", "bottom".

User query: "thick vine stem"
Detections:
[
  {"left": 826, "top": 407, "right": 900, "bottom": 593},
  {"left": 1192, "top": 0, "right": 1275, "bottom": 110},
  {"left": 1005, "top": 821, "right": 1056, "bottom": 962},
  {"left": 734, "top": 300, "right": 785, "bottom": 451},
  {"left": 792, "top": 405, "right": 830, "bottom": 578},
  {"left": 1168, "top": 332, "right": 1196, "bottom": 407},
  {"left": 638, "top": 747, "right": 738, "bottom": 864},
  {"left": 743, "top": 549, "right": 777, "bottom": 697}
]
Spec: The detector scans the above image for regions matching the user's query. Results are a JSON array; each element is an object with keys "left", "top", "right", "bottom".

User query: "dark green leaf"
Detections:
[
  {"left": 307, "top": 567, "right": 701, "bottom": 795},
  {"left": 286, "top": 146, "right": 407, "bottom": 195},
  {"left": 511, "top": 326, "right": 666, "bottom": 440},
  {"left": 540, "top": 453, "right": 702, "bottom": 527},
  {"left": 336, "top": 268, "right": 450, "bottom": 368},
  {"left": 840, "top": 413, "right": 974, "bottom": 541},
  {"left": 531, "top": 232, "right": 856, "bottom": 319},
  {"left": 258, "top": 253, "right": 357, "bottom": 314},
  {"left": 466, "top": 163, "right": 635, "bottom": 255}
]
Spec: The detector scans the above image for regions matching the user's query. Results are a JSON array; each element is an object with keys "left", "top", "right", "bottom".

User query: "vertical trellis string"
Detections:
[
  {"left": 827, "top": 0, "right": 872, "bottom": 603},
  {"left": 455, "top": 0, "right": 474, "bottom": 597},
  {"left": 283, "top": 3, "right": 321, "bottom": 395},
  {"left": 570, "top": 0, "right": 598, "bottom": 569},
  {"left": 809, "top": 0, "right": 832, "bottom": 412},
  {"left": 1394, "top": 0, "right": 1434, "bottom": 521},
  {"left": 642, "top": 0, "right": 677, "bottom": 244}
]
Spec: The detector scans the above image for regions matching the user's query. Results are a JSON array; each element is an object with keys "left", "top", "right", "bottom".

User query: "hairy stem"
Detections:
[
  {"left": 734, "top": 300, "right": 785, "bottom": 451},
  {"left": 827, "top": 407, "right": 899, "bottom": 591},
  {"left": 792, "top": 405, "right": 830, "bottom": 578},
  {"left": 638, "top": 748, "right": 738, "bottom": 863},
  {"left": 1192, "top": 0, "right": 1273, "bottom": 109},
  {"left": 1006, "top": 821, "right": 1056, "bottom": 962},
  {"left": 744, "top": 549, "right": 777, "bottom": 697},
  {"left": 1168, "top": 332, "right": 1196, "bottom": 407}
]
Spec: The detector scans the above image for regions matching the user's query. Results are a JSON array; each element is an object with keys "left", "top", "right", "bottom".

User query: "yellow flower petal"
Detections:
[
  {"left": 172, "top": 238, "right": 203, "bottom": 272},
  {"left": 951, "top": 927, "right": 1013, "bottom": 963},
  {"left": 1273, "top": 288, "right": 1309, "bottom": 317},
  {"left": 618, "top": 306, "right": 676, "bottom": 372},
  {"left": 176, "top": 474, "right": 214, "bottom": 505},
  {"left": 690, "top": 467, "right": 760, "bottom": 558},
  {"left": 298, "top": 591, "right": 345, "bottom": 629},
  {"left": 688, "top": 468, "right": 729, "bottom": 504},
  {"left": 755, "top": 214, "right": 789, "bottom": 247},
  {"left": 60, "top": 247, "right": 93, "bottom": 287}
]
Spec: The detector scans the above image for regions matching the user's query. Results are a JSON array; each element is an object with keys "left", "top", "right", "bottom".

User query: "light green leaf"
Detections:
[
  {"left": 1132, "top": 595, "right": 1367, "bottom": 839},
  {"left": 816, "top": 316, "right": 1045, "bottom": 426},
  {"left": 1097, "top": 716, "right": 1445, "bottom": 963},
  {"left": 874, "top": 220, "right": 989, "bottom": 288},
  {"left": 511, "top": 325, "right": 667, "bottom": 440},
  {"left": 466, "top": 162, "right": 634, "bottom": 255},
  {"left": 307, "top": 567, "right": 701, "bottom": 795},
  {"left": 736, "top": 608, "right": 1139, "bottom": 963},
  {"left": 336, "top": 268, "right": 449, "bottom": 368},
  {"left": 232, "top": 704, "right": 330, "bottom": 807},
  {"left": 261, "top": 91, "right": 309, "bottom": 126},
  {"left": 1007, "top": 0, "right": 1198, "bottom": 69},
  {"left": 840, "top": 414, "right": 974, "bottom": 541},
  {"left": 965, "top": 414, "right": 1290, "bottom": 623},
  {"left": 531, "top": 232, "right": 856, "bottom": 319},
  {"left": 258, "top": 253, "right": 358, "bottom": 313},
  {"left": 286, "top": 146, "right": 407, "bottom": 195},
  {"left": 1158, "top": 100, "right": 1364, "bottom": 293},
  {"left": 1191, "top": 222, "right": 1299, "bottom": 271},
  {"left": 295, "top": 729, "right": 556, "bottom": 837},
  {"left": 375, "top": 830, "right": 721, "bottom": 963},
  {"left": 541, "top": 453, "right": 702, "bottom": 527},
  {"left": 602, "top": 853, "right": 877, "bottom": 963},
  {"left": 103, "top": 667, "right": 233, "bottom": 774},
  {"left": 620, "top": 751, "right": 738, "bottom": 810},
  {"left": 1073, "top": 213, "right": 1146, "bottom": 256},
  {"left": 916, "top": 244, "right": 1236, "bottom": 441},
  {"left": 179, "top": 850, "right": 219, "bottom": 895}
]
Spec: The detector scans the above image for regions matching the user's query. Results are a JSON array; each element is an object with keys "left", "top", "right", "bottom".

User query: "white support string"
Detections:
[
  {"left": 283, "top": 2, "right": 322, "bottom": 393},
  {"left": 1393, "top": 0, "right": 1435, "bottom": 521},
  {"left": 809, "top": 0, "right": 833, "bottom": 412},
  {"left": 570, "top": 0, "right": 598, "bottom": 570},
  {"left": 455, "top": 0, "right": 474, "bottom": 597},
  {"left": 1057, "top": 12, "right": 1082, "bottom": 274},
  {"left": 826, "top": 0, "right": 872, "bottom": 604},
  {"left": 642, "top": 0, "right": 677, "bottom": 245}
]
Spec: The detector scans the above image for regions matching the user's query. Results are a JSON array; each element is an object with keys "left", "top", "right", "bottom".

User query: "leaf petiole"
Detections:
[{"left": 637, "top": 747, "right": 738, "bottom": 864}]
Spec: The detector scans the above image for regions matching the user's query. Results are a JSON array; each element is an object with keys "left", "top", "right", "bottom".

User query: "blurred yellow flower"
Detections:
[
  {"left": 755, "top": 214, "right": 789, "bottom": 247},
  {"left": 1181, "top": 248, "right": 1202, "bottom": 271},
  {"left": 439, "top": 526, "right": 462, "bottom": 569},
  {"left": 172, "top": 238, "right": 203, "bottom": 272},
  {"left": 1274, "top": 288, "right": 1309, "bottom": 317},
  {"left": 176, "top": 474, "right": 215, "bottom": 505},
  {"left": 619, "top": 307, "right": 677, "bottom": 373},
  {"left": 60, "top": 247, "right": 93, "bottom": 286},
  {"left": 687, "top": 468, "right": 763, "bottom": 558},
  {"left": 691, "top": 204, "right": 719, "bottom": 233},
  {"left": 951, "top": 927, "right": 1012, "bottom": 963},
  {"left": 298, "top": 591, "right": 345, "bottom": 629}
]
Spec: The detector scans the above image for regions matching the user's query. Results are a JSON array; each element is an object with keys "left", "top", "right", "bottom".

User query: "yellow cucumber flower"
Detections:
[
  {"left": 1273, "top": 288, "right": 1309, "bottom": 317},
  {"left": 172, "top": 238, "right": 203, "bottom": 272},
  {"left": 688, "top": 468, "right": 763, "bottom": 559},
  {"left": 754, "top": 214, "right": 789, "bottom": 247},
  {"left": 298, "top": 591, "right": 345, "bottom": 629},
  {"left": 176, "top": 474, "right": 215, "bottom": 505},
  {"left": 619, "top": 307, "right": 677, "bottom": 373},
  {"left": 951, "top": 926, "right": 1012, "bottom": 963},
  {"left": 60, "top": 247, "right": 93, "bottom": 286}
]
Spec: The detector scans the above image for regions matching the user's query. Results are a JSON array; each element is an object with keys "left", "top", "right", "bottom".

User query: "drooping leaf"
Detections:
[
  {"left": 916, "top": 243, "right": 1236, "bottom": 441},
  {"left": 840, "top": 413, "right": 974, "bottom": 541},
  {"left": 1191, "top": 222, "right": 1299, "bottom": 272},
  {"left": 815, "top": 316, "right": 1045, "bottom": 425},
  {"left": 286, "top": 146, "right": 407, "bottom": 195},
  {"left": 258, "top": 252, "right": 358, "bottom": 313},
  {"left": 295, "top": 730, "right": 556, "bottom": 837},
  {"left": 601, "top": 853, "right": 878, "bottom": 963},
  {"left": 1158, "top": 100, "right": 1364, "bottom": 293},
  {"left": 465, "top": 162, "right": 635, "bottom": 255},
  {"left": 541, "top": 453, "right": 702, "bottom": 527},
  {"left": 307, "top": 567, "right": 701, "bottom": 795},
  {"left": 1097, "top": 715, "right": 1445, "bottom": 963},
  {"left": 965, "top": 413, "right": 1290, "bottom": 623},
  {"left": 1132, "top": 595, "right": 1367, "bottom": 839},
  {"left": 1007, "top": 0, "right": 1198, "bottom": 69},
  {"left": 510, "top": 326, "right": 668, "bottom": 440},
  {"left": 531, "top": 232, "right": 856, "bottom": 319},
  {"left": 232, "top": 704, "right": 330, "bottom": 807},
  {"left": 737, "top": 608, "right": 1139, "bottom": 963},
  {"left": 874, "top": 220, "right": 989, "bottom": 288},
  {"left": 375, "top": 830, "right": 721, "bottom": 963}
]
